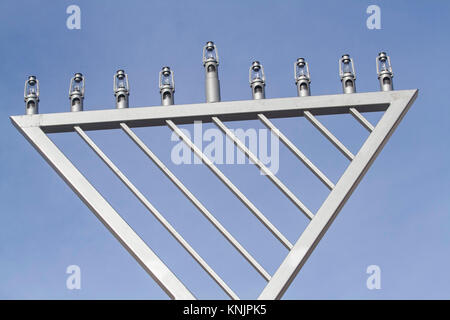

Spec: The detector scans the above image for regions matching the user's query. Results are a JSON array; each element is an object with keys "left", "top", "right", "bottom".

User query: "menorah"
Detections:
[{"left": 11, "top": 42, "right": 418, "bottom": 299}]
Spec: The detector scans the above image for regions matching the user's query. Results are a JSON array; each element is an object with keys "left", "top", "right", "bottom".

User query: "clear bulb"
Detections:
[
  {"left": 205, "top": 47, "right": 216, "bottom": 61},
  {"left": 116, "top": 77, "right": 127, "bottom": 89},
  {"left": 379, "top": 59, "right": 389, "bottom": 72},
  {"left": 342, "top": 61, "right": 352, "bottom": 74},
  {"left": 296, "top": 64, "right": 307, "bottom": 78},
  {"left": 72, "top": 79, "right": 83, "bottom": 93},
  {"left": 26, "top": 82, "right": 37, "bottom": 95},
  {"left": 161, "top": 73, "right": 171, "bottom": 86},
  {"left": 251, "top": 67, "right": 263, "bottom": 81}
]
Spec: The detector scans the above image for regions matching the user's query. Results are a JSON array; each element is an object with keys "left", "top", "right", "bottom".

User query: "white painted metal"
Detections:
[
  {"left": 166, "top": 119, "right": 294, "bottom": 250},
  {"left": 212, "top": 116, "right": 314, "bottom": 220},
  {"left": 120, "top": 123, "right": 271, "bottom": 281},
  {"left": 349, "top": 107, "right": 374, "bottom": 132},
  {"left": 257, "top": 114, "right": 335, "bottom": 190},
  {"left": 12, "top": 90, "right": 404, "bottom": 133},
  {"left": 10, "top": 122, "right": 195, "bottom": 300},
  {"left": 74, "top": 126, "right": 238, "bottom": 300},
  {"left": 258, "top": 89, "right": 418, "bottom": 299},
  {"left": 11, "top": 89, "right": 418, "bottom": 300},
  {"left": 304, "top": 111, "right": 355, "bottom": 161}
]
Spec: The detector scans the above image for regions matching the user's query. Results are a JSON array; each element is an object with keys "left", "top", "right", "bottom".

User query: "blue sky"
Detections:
[{"left": 0, "top": 0, "right": 449, "bottom": 299}]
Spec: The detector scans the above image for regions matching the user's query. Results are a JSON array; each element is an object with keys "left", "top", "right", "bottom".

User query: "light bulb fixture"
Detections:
[
  {"left": 249, "top": 61, "right": 266, "bottom": 100},
  {"left": 376, "top": 52, "right": 393, "bottom": 91},
  {"left": 159, "top": 66, "right": 175, "bottom": 106},
  {"left": 114, "top": 69, "right": 129, "bottom": 109},
  {"left": 339, "top": 54, "right": 356, "bottom": 94},
  {"left": 294, "top": 58, "right": 311, "bottom": 97},
  {"left": 24, "top": 76, "right": 39, "bottom": 115},
  {"left": 202, "top": 41, "right": 220, "bottom": 103},
  {"left": 20, "top": 50, "right": 398, "bottom": 115},
  {"left": 69, "top": 73, "right": 85, "bottom": 112}
]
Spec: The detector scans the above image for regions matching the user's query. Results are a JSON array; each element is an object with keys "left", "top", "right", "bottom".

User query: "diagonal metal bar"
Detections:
[
  {"left": 120, "top": 123, "right": 271, "bottom": 281},
  {"left": 258, "top": 89, "right": 418, "bottom": 300},
  {"left": 349, "top": 107, "right": 374, "bottom": 132},
  {"left": 74, "top": 126, "right": 239, "bottom": 300},
  {"left": 258, "top": 114, "right": 335, "bottom": 191},
  {"left": 303, "top": 111, "right": 355, "bottom": 161},
  {"left": 166, "top": 119, "right": 293, "bottom": 250},
  {"left": 10, "top": 122, "right": 195, "bottom": 300},
  {"left": 212, "top": 116, "right": 314, "bottom": 220}
]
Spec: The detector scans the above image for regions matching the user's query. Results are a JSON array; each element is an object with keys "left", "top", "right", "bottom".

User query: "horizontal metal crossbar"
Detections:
[
  {"left": 74, "top": 126, "right": 239, "bottom": 300},
  {"left": 212, "top": 116, "right": 314, "bottom": 220},
  {"left": 10, "top": 90, "right": 410, "bottom": 133}
]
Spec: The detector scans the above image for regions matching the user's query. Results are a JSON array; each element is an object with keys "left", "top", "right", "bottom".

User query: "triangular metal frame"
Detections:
[
  {"left": 11, "top": 89, "right": 418, "bottom": 300},
  {"left": 258, "top": 89, "right": 418, "bottom": 299}
]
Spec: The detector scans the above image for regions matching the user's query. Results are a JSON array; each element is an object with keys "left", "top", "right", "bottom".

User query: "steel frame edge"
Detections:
[
  {"left": 10, "top": 90, "right": 415, "bottom": 133},
  {"left": 257, "top": 89, "right": 418, "bottom": 299},
  {"left": 10, "top": 117, "right": 195, "bottom": 300},
  {"left": 10, "top": 88, "right": 418, "bottom": 300}
]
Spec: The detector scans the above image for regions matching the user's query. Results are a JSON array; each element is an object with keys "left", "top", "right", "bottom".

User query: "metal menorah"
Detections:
[{"left": 12, "top": 42, "right": 418, "bottom": 299}]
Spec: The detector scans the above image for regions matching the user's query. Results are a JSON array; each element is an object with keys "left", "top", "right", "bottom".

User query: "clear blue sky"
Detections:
[{"left": 0, "top": 0, "right": 449, "bottom": 299}]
